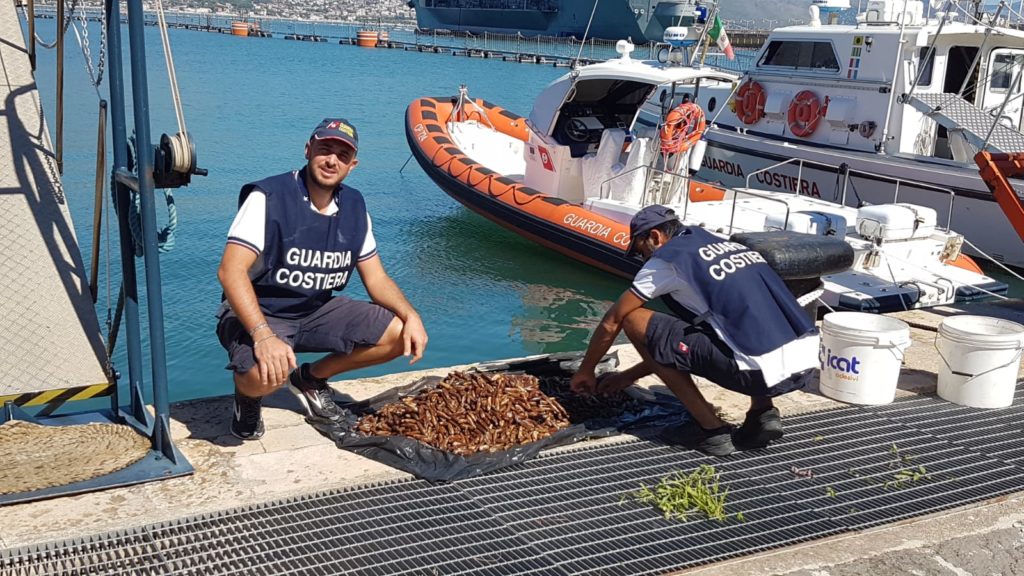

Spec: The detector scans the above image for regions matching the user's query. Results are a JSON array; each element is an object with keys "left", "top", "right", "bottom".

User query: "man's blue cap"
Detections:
[
  {"left": 626, "top": 205, "right": 679, "bottom": 256},
  {"left": 310, "top": 118, "right": 358, "bottom": 152}
]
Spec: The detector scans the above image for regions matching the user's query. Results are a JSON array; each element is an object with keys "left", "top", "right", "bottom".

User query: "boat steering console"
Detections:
[
  {"left": 563, "top": 116, "right": 605, "bottom": 144},
  {"left": 554, "top": 106, "right": 615, "bottom": 156}
]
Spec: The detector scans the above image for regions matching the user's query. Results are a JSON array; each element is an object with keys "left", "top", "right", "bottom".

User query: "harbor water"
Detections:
[
  {"left": 29, "top": 18, "right": 626, "bottom": 403},
  {"left": 25, "top": 18, "right": 1023, "bottom": 405}
]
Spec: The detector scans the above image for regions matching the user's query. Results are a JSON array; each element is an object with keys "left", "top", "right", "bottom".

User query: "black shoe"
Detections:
[
  {"left": 231, "top": 390, "right": 265, "bottom": 440},
  {"left": 734, "top": 407, "right": 783, "bottom": 449},
  {"left": 660, "top": 421, "right": 735, "bottom": 457},
  {"left": 288, "top": 364, "right": 356, "bottom": 425}
]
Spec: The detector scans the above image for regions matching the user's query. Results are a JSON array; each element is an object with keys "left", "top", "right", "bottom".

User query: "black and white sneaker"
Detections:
[
  {"left": 231, "top": 390, "right": 265, "bottom": 440},
  {"left": 288, "top": 363, "right": 356, "bottom": 425}
]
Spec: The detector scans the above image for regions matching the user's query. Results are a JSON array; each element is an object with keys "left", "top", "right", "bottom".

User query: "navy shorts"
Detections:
[
  {"left": 645, "top": 312, "right": 811, "bottom": 398},
  {"left": 216, "top": 296, "right": 395, "bottom": 374}
]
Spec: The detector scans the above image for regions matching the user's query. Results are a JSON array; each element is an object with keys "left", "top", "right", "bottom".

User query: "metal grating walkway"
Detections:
[
  {"left": 4, "top": 387, "right": 1024, "bottom": 575},
  {"left": 0, "top": 1, "right": 108, "bottom": 402},
  {"left": 905, "top": 92, "right": 1024, "bottom": 153}
]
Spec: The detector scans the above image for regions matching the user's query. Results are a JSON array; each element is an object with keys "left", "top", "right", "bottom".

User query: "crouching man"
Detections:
[
  {"left": 570, "top": 205, "right": 818, "bottom": 456},
  {"left": 217, "top": 118, "right": 427, "bottom": 440}
]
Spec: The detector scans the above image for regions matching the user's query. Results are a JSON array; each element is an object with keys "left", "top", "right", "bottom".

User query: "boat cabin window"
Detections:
[
  {"left": 552, "top": 79, "right": 655, "bottom": 156},
  {"left": 757, "top": 40, "right": 840, "bottom": 71},
  {"left": 990, "top": 53, "right": 1024, "bottom": 92},
  {"left": 915, "top": 47, "right": 934, "bottom": 87},
  {"left": 944, "top": 46, "right": 979, "bottom": 101}
]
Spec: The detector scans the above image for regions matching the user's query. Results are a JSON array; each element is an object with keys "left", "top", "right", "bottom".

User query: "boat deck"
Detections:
[{"left": 0, "top": 0, "right": 109, "bottom": 405}]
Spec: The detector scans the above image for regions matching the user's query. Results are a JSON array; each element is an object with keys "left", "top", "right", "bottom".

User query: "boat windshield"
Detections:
[
  {"left": 550, "top": 79, "right": 656, "bottom": 155},
  {"left": 757, "top": 40, "right": 840, "bottom": 72}
]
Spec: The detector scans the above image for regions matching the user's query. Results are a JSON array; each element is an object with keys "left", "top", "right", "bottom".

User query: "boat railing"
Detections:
[
  {"left": 724, "top": 188, "right": 794, "bottom": 236},
  {"left": 597, "top": 164, "right": 691, "bottom": 207},
  {"left": 744, "top": 157, "right": 956, "bottom": 231}
]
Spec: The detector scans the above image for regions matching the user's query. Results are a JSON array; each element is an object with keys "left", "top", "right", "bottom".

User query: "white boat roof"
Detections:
[
  {"left": 528, "top": 57, "right": 737, "bottom": 135},
  {"left": 768, "top": 20, "right": 1024, "bottom": 41},
  {"left": 569, "top": 57, "right": 737, "bottom": 85}
]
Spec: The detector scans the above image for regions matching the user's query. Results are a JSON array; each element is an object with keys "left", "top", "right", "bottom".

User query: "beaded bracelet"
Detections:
[
  {"left": 248, "top": 321, "right": 270, "bottom": 336},
  {"left": 253, "top": 333, "right": 277, "bottom": 349}
]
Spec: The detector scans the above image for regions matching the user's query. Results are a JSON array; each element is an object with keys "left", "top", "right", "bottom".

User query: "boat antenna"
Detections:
[
  {"left": 572, "top": 0, "right": 601, "bottom": 71},
  {"left": 877, "top": 0, "right": 912, "bottom": 153}
]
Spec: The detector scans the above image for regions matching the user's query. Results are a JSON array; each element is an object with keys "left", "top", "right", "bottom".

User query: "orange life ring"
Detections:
[
  {"left": 660, "top": 102, "right": 706, "bottom": 154},
  {"left": 787, "top": 90, "right": 828, "bottom": 137},
  {"left": 734, "top": 80, "right": 766, "bottom": 125}
]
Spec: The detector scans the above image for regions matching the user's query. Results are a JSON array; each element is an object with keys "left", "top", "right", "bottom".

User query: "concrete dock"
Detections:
[{"left": 2, "top": 302, "right": 1024, "bottom": 574}]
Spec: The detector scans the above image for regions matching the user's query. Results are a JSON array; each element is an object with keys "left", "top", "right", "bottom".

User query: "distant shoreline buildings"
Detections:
[{"left": 33, "top": 0, "right": 418, "bottom": 25}]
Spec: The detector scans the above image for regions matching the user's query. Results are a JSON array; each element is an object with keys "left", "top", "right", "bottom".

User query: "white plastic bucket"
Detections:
[
  {"left": 936, "top": 315, "right": 1024, "bottom": 409},
  {"left": 819, "top": 312, "right": 912, "bottom": 405}
]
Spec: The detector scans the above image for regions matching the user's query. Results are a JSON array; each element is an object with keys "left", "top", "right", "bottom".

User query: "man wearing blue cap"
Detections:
[
  {"left": 216, "top": 118, "right": 428, "bottom": 440},
  {"left": 570, "top": 205, "right": 818, "bottom": 456}
]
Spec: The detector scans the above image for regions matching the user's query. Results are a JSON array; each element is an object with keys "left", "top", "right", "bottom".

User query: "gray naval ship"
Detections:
[{"left": 407, "top": 0, "right": 702, "bottom": 43}]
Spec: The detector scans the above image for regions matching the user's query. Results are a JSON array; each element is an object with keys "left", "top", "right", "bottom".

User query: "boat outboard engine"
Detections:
[{"left": 730, "top": 231, "right": 854, "bottom": 321}]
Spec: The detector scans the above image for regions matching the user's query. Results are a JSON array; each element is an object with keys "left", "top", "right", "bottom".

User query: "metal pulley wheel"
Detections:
[{"left": 154, "top": 131, "right": 207, "bottom": 189}]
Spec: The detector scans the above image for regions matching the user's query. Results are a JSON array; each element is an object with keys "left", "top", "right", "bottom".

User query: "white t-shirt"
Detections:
[
  {"left": 631, "top": 257, "right": 820, "bottom": 386},
  {"left": 226, "top": 190, "right": 377, "bottom": 279}
]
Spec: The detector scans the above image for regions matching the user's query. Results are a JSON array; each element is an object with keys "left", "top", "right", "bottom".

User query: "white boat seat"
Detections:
[
  {"left": 581, "top": 129, "right": 627, "bottom": 200},
  {"left": 608, "top": 137, "right": 656, "bottom": 204}
]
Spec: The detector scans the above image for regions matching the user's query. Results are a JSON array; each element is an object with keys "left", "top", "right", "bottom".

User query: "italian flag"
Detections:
[{"left": 708, "top": 15, "right": 735, "bottom": 60}]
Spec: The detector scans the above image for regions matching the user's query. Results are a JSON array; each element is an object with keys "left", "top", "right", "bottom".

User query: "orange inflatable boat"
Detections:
[{"left": 404, "top": 96, "right": 726, "bottom": 278}]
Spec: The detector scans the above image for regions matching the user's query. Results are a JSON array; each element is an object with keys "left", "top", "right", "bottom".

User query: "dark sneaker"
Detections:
[
  {"left": 288, "top": 363, "right": 356, "bottom": 425},
  {"left": 231, "top": 391, "right": 265, "bottom": 440},
  {"left": 660, "top": 421, "right": 735, "bottom": 457},
  {"left": 734, "top": 407, "right": 784, "bottom": 449}
]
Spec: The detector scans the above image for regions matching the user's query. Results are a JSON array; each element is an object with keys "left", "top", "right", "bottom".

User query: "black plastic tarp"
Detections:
[{"left": 309, "top": 353, "right": 689, "bottom": 482}]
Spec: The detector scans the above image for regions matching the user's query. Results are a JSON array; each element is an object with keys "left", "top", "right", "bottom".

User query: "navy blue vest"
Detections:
[
  {"left": 239, "top": 168, "right": 368, "bottom": 319},
  {"left": 651, "top": 227, "right": 814, "bottom": 356}
]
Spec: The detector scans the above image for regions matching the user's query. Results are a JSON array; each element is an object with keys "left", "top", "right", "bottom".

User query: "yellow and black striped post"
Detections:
[{"left": 0, "top": 383, "right": 113, "bottom": 417}]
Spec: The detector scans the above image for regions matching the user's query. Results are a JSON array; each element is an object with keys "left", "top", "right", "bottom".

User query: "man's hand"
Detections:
[
  {"left": 254, "top": 336, "right": 297, "bottom": 391},
  {"left": 401, "top": 314, "right": 428, "bottom": 365},
  {"left": 595, "top": 371, "right": 636, "bottom": 396},
  {"left": 570, "top": 369, "right": 597, "bottom": 395}
]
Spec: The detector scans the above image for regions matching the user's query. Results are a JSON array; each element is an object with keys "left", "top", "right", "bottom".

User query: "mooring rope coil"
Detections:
[
  {"left": 113, "top": 137, "right": 178, "bottom": 256},
  {"left": 0, "top": 421, "right": 149, "bottom": 495},
  {"left": 125, "top": 187, "right": 177, "bottom": 256}
]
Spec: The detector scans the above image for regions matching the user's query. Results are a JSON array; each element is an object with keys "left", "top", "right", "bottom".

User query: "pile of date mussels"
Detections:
[{"left": 356, "top": 371, "right": 641, "bottom": 456}]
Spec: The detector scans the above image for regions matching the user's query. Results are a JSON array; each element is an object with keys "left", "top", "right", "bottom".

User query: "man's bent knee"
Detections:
[
  {"left": 378, "top": 316, "right": 405, "bottom": 357},
  {"left": 622, "top": 308, "right": 653, "bottom": 344},
  {"left": 234, "top": 367, "right": 283, "bottom": 397}
]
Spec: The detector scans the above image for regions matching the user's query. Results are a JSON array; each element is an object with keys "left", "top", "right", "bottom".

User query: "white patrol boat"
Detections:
[{"left": 696, "top": 0, "right": 1024, "bottom": 268}]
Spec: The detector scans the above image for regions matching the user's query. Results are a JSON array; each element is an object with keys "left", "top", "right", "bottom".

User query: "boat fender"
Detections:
[
  {"left": 660, "top": 103, "right": 706, "bottom": 154},
  {"left": 787, "top": 91, "right": 828, "bottom": 137},
  {"left": 733, "top": 80, "right": 766, "bottom": 125},
  {"left": 729, "top": 231, "right": 854, "bottom": 280}
]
